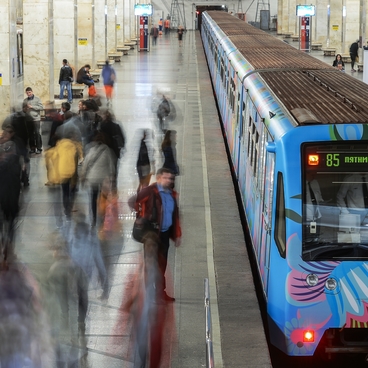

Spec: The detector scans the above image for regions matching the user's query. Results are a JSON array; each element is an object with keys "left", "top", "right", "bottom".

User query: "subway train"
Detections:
[{"left": 201, "top": 11, "right": 368, "bottom": 360}]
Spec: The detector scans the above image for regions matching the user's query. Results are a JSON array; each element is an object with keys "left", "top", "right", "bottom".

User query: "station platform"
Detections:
[{"left": 14, "top": 31, "right": 271, "bottom": 367}]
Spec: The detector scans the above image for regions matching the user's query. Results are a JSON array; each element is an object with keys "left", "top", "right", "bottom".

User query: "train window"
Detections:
[
  {"left": 275, "top": 172, "right": 286, "bottom": 258},
  {"left": 302, "top": 143, "right": 368, "bottom": 261},
  {"left": 253, "top": 131, "right": 259, "bottom": 177}
]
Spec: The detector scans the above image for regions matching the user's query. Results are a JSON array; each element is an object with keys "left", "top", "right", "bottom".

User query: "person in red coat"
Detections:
[{"left": 134, "top": 167, "right": 181, "bottom": 301}]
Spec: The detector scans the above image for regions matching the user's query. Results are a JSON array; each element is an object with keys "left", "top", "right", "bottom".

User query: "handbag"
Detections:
[{"left": 132, "top": 194, "right": 158, "bottom": 242}]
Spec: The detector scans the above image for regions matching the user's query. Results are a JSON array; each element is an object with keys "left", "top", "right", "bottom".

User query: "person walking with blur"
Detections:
[
  {"left": 133, "top": 167, "right": 181, "bottom": 302},
  {"left": 136, "top": 129, "right": 154, "bottom": 192},
  {"left": 23, "top": 87, "right": 44, "bottom": 154},
  {"left": 161, "top": 130, "right": 179, "bottom": 176},
  {"left": 101, "top": 61, "right": 116, "bottom": 106},
  {"left": 59, "top": 59, "right": 74, "bottom": 104},
  {"left": 81, "top": 132, "right": 116, "bottom": 227},
  {"left": 164, "top": 18, "right": 170, "bottom": 35}
]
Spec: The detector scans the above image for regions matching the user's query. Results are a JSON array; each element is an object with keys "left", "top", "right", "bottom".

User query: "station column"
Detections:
[
  {"left": 107, "top": 0, "right": 117, "bottom": 53},
  {"left": 94, "top": 0, "right": 106, "bottom": 66},
  {"left": 0, "top": 0, "right": 20, "bottom": 121},
  {"left": 76, "top": 0, "right": 93, "bottom": 73},
  {"left": 116, "top": 0, "right": 125, "bottom": 45},
  {"left": 23, "top": 0, "right": 54, "bottom": 102}
]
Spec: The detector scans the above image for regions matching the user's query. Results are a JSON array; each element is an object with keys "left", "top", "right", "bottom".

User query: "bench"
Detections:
[
  {"left": 357, "top": 63, "right": 363, "bottom": 72},
  {"left": 322, "top": 48, "right": 336, "bottom": 56},
  {"left": 311, "top": 43, "right": 323, "bottom": 50},
  {"left": 341, "top": 54, "right": 351, "bottom": 63},
  {"left": 96, "top": 60, "right": 115, "bottom": 69},
  {"left": 89, "top": 69, "right": 101, "bottom": 82},
  {"left": 124, "top": 41, "right": 136, "bottom": 49},
  {"left": 283, "top": 33, "right": 293, "bottom": 38},
  {"left": 71, "top": 83, "right": 86, "bottom": 98},
  {"left": 131, "top": 38, "right": 138, "bottom": 43},
  {"left": 291, "top": 35, "right": 299, "bottom": 42},
  {"left": 108, "top": 52, "right": 123, "bottom": 62},
  {"left": 117, "top": 45, "right": 130, "bottom": 55}
]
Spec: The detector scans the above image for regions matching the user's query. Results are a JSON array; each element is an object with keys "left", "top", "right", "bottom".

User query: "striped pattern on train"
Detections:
[{"left": 201, "top": 10, "right": 368, "bottom": 359}]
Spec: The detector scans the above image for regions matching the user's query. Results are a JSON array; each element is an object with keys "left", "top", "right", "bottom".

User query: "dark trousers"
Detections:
[
  {"left": 158, "top": 230, "right": 171, "bottom": 292},
  {"left": 350, "top": 53, "right": 356, "bottom": 70},
  {"left": 30, "top": 120, "right": 42, "bottom": 150},
  {"left": 90, "top": 184, "right": 100, "bottom": 226},
  {"left": 61, "top": 178, "right": 76, "bottom": 217}
]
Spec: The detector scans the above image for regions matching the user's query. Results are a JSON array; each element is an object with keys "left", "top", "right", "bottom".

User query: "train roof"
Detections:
[{"left": 205, "top": 11, "right": 368, "bottom": 125}]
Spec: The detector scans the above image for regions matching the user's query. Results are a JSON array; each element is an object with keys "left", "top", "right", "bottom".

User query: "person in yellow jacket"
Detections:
[{"left": 45, "top": 133, "right": 83, "bottom": 220}]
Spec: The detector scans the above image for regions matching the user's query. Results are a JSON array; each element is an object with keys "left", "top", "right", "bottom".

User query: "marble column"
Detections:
[
  {"left": 328, "top": 0, "right": 342, "bottom": 50},
  {"left": 94, "top": 0, "right": 106, "bottom": 64},
  {"left": 0, "top": 0, "right": 20, "bottom": 122},
  {"left": 288, "top": 0, "right": 297, "bottom": 35},
  {"left": 116, "top": 0, "right": 124, "bottom": 45},
  {"left": 23, "top": 0, "right": 53, "bottom": 102},
  {"left": 77, "top": 0, "right": 93, "bottom": 71},
  {"left": 53, "top": 0, "right": 75, "bottom": 98},
  {"left": 344, "top": 0, "right": 360, "bottom": 54},
  {"left": 315, "top": 0, "right": 328, "bottom": 44},
  {"left": 124, "top": 0, "right": 131, "bottom": 42},
  {"left": 130, "top": 0, "right": 136, "bottom": 39},
  {"left": 107, "top": 0, "right": 116, "bottom": 52}
]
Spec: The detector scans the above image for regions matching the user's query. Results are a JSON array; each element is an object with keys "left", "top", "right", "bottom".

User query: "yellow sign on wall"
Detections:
[
  {"left": 116, "top": 24, "right": 121, "bottom": 30},
  {"left": 78, "top": 38, "right": 88, "bottom": 46},
  {"left": 332, "top": 25, "right": 339, "bottom": 31},
  {"left": 0, "top": 73, "right": 2, "bottom": 86}
]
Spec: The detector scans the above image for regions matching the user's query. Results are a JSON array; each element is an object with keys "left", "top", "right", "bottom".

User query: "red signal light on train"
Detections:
[
  {"left": 303, "top": 330, "right": 315, "bottom": 342},
  {"left": 308, "top": 155, "right": 319, "bottom": 166}
]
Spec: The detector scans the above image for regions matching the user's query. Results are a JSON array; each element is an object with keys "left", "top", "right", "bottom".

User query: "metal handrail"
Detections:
[{"left": 204, "top": 278, "right": 215, "bottom": 368}]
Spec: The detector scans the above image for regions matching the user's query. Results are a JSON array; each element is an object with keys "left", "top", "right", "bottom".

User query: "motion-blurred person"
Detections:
[
  {"left": 69, "top": 220, "right": 109, "bottom": 299},
  {"left": 3, "top": 103, "right": 34, "bottom": 186},
  {"left": 101, "top": 60, "right": 116, "bottom": 106},
  {"left": 80, "top": 99, "right": 100, "bottom": 145},
  {"left": 133, "top": 168, "right": 181, "bottom": 302},
  {"left": 124, "top": 232, "right": 168, "bottom": 368},
  {"left": 47, "top": 233, "right": 89, "bottom": 366},
  {"left": 23, "top": 87, "right": 44, "bottom": 154},
  {"left": 0, "top": 126, "right": 22, "bottom": 260},
  {"left": 136, "top": 129, "right": 154, "bottom": 192},
  {"left": 44, "top": 130, "right": 83, "bottom": 219},
  {"left": 0, "top": 261, "right": 54, "bottom": 366},
  {"left": 81, "top": 132, "right": 115, "bottom": 227},
  {"left": 59, "top": 59, "right": 74, "bottom": 104},
  {"left": 151, "top": 24, "right": 159, "bottom": 45},
  {"left": 349, "top": 39, "right": 360, "bottom": 72},
  {"left": 164, "top": 18, "right": 170, "bottom": 34},
  {"left": 161, "top": 130, "right": 179, "bottom": 176},
  {"left": 156, "top": 95, "right": 170, "bottom": 132},
  {"left": 177, "top": 25, "right": 184, "bottom": 44},
  {"left": 99, "top": 108, "right": 125, "bottom": 174},
  {"left": 76, "top": 64, "right": 97, "bottom": 97},
  {"left": 48, "top": 102, "right": 74, "bottom": 147}
]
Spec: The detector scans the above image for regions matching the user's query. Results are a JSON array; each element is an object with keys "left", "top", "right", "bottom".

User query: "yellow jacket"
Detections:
[{"left": 45, "top": 139, "right": 83, "bottom": 184}]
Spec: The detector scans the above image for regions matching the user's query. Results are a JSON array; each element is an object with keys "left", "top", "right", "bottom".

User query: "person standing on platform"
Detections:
[
  {"left": 101, "top": 61, "right": 116, "bottom": 106},
  {"left": 151, "top": 25, "right": 159, "bottom": 45},
  {"left": 136, "top": 129, "right": 154, "bottom": 192},
  {"left": 76, "top": 64, "right": 97, "bottom": 97},
  {"left": 177, "top": 25, "right": 184, "bottom": 45},
  {"left": 133, "top": 167, "right": 182, "bottom": 302},
  {"left": 158, "top": 18, "right": 163, "bottom": 34},
  {"left": 161, "top": 130, "right": 179, "bottom": 176},
  {"left": 59, "top": 59, "right": 74, "bottom": 104},
  {"left": 164, "top": 18, "right": 170, "bottom": 34},
  {"left": 23, "top": 87, "right": 44, "bottom": 154},
  {"left": 349, "top": 39, "right": 360, "bottom": 72}
]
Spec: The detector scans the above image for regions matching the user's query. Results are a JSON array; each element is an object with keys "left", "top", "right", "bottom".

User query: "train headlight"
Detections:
[
  {"left": 325, "top": 278, "right": 337, "bottom": 291},
  {"left": 303, "top": 330, "right": 315, "bottom": 342},
  {"left": 306, "top": 274, "right": 318, "bottom": 287}
]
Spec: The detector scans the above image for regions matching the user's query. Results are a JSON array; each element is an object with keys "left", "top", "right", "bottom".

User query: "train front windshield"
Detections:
[{"left": 302, "top": 143, "right": 368, "bottom": 261}]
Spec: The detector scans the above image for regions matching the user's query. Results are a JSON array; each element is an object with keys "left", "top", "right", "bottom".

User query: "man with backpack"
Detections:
[{"left": 59, "top": 59, "right": 74, "bottom": 104}]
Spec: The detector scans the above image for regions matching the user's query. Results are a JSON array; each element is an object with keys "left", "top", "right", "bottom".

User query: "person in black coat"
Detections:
[
  {"left": 349, "top": 40, "right": 360, "bottom": 72},
  {"left": 136, "top": 129, "right": 154, "bottom": 192}
]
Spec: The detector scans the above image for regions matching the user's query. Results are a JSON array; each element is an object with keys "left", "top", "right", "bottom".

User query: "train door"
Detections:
[
  {"left": 237, "top": 89, "right": 249, "bottom": 198},
  {"left": 259, "top": 138, "right": 275, "bottom": 296}
]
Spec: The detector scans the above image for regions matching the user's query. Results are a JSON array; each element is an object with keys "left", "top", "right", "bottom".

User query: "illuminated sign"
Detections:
[
  {"left": 134, "top": 4, "right": 153, "bottom": 16},
  {"left": 296, "top": 5, "right": 315, "bottom": 17}
]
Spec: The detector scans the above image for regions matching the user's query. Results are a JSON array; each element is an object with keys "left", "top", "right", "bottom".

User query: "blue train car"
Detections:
[{"left": 202, "top": 10, "right": 368, "bottom": 359}]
